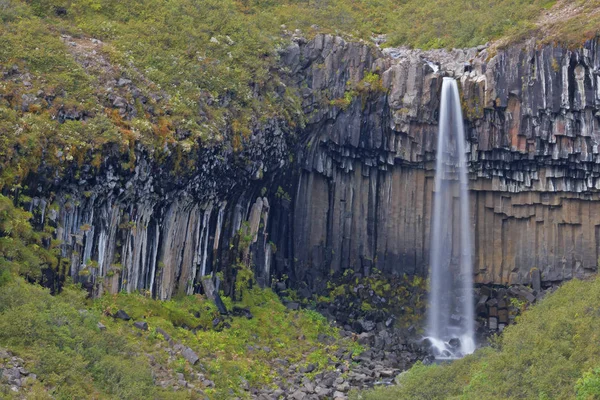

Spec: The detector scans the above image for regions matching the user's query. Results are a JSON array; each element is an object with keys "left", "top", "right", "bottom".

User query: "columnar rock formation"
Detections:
[
  {"left": 289, "top": 35, "right": 600, "bottom": 288},
  {"left": 27, "top": 34, "right": 600, "bottom": 298}
]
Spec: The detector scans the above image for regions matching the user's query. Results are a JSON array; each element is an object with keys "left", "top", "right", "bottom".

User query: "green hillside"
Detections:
[{"left": 0, "top": 276, "right": 361, "bottom": 399}]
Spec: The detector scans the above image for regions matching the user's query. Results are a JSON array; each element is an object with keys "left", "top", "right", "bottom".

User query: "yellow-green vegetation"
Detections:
[
  {"left": 0, "top": 0, "right": 595, "bottom": 188},
  {"left": 509, "top": 0, "right": 600, "bottom": 47},
  {"left": 0, "top": 194, "right": 59, "bottom": 284},
  {"left": 352, "top": 276, "right": 600, "bottom": 400},
  {"left": 329, "top": 71, "right": 386, "bottom": 110},
  {"left": 0, "top": 273, "right": 361, "bottom": 399}
]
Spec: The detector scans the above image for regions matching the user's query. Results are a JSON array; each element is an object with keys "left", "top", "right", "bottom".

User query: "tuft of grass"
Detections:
[{"left": 352, "top": 276, "right": 600, "bottom": 400}]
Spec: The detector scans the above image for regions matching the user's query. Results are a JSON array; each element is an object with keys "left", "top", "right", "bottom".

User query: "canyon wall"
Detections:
[
  {"left": 288, "top": 35, "right": 600, "bottom": 288},
  {"left": 27, "top": 34, "right": 600, "bottom": 298}
]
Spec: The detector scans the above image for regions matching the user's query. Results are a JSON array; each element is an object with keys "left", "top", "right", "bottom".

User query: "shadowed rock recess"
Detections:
[{"left": 26, "top": 34, "right": 600, "bottom": 298}]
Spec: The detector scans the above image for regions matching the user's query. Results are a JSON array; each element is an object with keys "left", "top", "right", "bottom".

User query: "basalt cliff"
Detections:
[{"left": 24, "top": 34, "right": 600, "bottom": 298}]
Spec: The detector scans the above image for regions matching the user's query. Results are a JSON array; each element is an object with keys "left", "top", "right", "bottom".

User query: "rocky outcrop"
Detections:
[
  {"left": 27, "top": 119, "right": 291, "bottom": 299},
  {"left": 0, "top": 349, "right": 37, "bottom": 397},
  {"left": 287, "top": 35, "right": 600, "bottom": 289},
  {"left": 23, "top": 33, "right": 600, "bottom": 298}
]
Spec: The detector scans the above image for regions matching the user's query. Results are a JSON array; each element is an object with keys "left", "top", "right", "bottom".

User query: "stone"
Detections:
[
  {"left": 285, "top": 302, "right": 300, "bottom": 310},
  {"left": 315, "top": 386, "right": 331, "bottom": 397},
  {"left": 202, "top": 379, "right": 215, "bottom": 388},
  {"left": 231, "top": 307, "right": 253, "bottom": 319},
  {"left": 97, "top": 322, "right": 106, "bottom": 331},
  {"left": 156, "top": 327, "right": 171, "bottom": 341},
  {"left": 181, "top": 347, "right": 200, "bottom": 365},
  {"left": 2, "top": 368, "right": 21, "bottom": 384},
  {"left": 290, "top": 389, "right": 306, "bottom": 400},
  {"left": 303, "top": 380, "right": 314, "bottom": 393},
  {"left": 117, "top": 78, "right": 132, "bottom": 87},
  {"left": 488, "top": 317, "right": 498, "bottom": 331},
  {"left": 114, "top": 310, "right": 131, "bottom": 321},
  {"left": 201, "top": 278, "right": 228, "bottom": 315},
  {"left": 498, "top": 309, "right": 509, "bottom": 324},
  {"left": 333, "top": 391, "right": 347, "bottom": 399},
  {"left": 133, "top": 321, "right": 148, "bottom": 331},
  {"left": 335, "top": 380, "right": 350, "bottom": 392},
  {"left": 379, "top": 369, "right": 396, "bottom": 378},
  {"left": 112, "top": 97, "right": 127, "bottom": 108},
  {"left": 486, "top": 298, "right": 498, "bottom": 307},
  {"left": 359, "top": 319, "right": 376, "bottom": 332}
]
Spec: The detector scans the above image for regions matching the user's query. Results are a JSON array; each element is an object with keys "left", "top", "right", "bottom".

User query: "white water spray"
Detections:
[{"left": 426, "top": 77, "right": 475, "bottom": 359}]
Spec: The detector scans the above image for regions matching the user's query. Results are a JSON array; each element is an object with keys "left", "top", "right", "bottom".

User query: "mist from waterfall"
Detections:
[{"left": 427, "top": 77, "right": 475, "bottom": 359}]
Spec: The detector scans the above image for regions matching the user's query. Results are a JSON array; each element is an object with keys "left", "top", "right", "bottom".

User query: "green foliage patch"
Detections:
[
  {"left": 0, "top": 194, "right": 58, "bottom": 284},
  {"left": 0, "top": 276, "right": 359, "bottom": 399}
]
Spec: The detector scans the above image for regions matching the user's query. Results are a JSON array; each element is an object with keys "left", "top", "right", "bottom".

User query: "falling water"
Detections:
[{"left": 427, "top": 77, "right": 475, "bottom": 359}]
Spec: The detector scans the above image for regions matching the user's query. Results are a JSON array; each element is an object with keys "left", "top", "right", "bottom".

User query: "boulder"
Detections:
[
  {"left": 181, "top": 346, "right": 200, "bottom": 365},
  {"left": 114, "top": 310, "right": 131, "bottom": 321},
  {"left": 133, "top": 321, "right": 148, "bottom": 331}
]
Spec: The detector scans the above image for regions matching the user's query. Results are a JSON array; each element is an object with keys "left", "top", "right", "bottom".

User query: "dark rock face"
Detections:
[
  {"left": 23, "top": 34, "right": 600, "bottom": 298},
  {"left": 286, "top": 36, "right": 600, "bottom": 289},
  {"left": 474, "top": 282, "right": 557, "bottom": 338}
]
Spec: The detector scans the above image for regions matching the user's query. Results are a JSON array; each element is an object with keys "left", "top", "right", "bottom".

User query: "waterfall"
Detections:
[{"left": 427, "top": 77, "right": 475, "bottom": 359}]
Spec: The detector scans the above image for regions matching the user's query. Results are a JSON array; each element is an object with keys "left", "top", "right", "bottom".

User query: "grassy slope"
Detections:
[
  {"left": 352, "top": 276, "right": 600, "bottom": 400},
  {"left": 0, "top": 276, "right": 362, "bottom": 399},
  {"left": 0, "top": 0, "right": 594, "bottom": 189}
]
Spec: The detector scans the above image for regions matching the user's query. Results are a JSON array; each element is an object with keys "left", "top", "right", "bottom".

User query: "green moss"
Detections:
[{"left": 0, "top": 194, "right": 59, "bottom": 284}]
